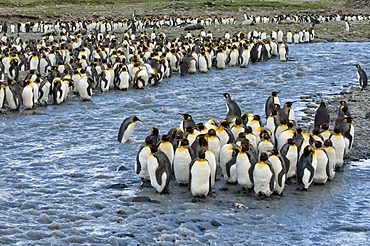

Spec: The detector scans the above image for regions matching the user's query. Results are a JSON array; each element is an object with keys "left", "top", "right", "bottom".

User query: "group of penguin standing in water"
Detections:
[
  {"left": 0, "top": 12, "right": 320, "bottom": 112},
  {"left": 118, "top": 87, "right": 359, "bottom": 199}
]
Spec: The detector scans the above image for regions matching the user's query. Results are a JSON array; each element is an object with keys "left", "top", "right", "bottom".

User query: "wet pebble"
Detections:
[
  {"left": 105, "top": 183, "right": 128, "bottom": 189},
  {"left": 210, "top": 220, "right": 222, "bottom": 227}
]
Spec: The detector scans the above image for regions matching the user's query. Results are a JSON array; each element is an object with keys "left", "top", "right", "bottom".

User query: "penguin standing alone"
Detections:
[
  {"left": 355, "top": 64, "right": 367, "bottom": 91},
  {"left": 117, "top": 116, "right": 141, "bottom": 143}
]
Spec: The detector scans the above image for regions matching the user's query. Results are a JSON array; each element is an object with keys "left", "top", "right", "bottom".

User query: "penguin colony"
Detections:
[
  {"left": 0, "top": 18, "right": 314, "bottom": 111},
  {"left": 0, "top": 11, "right": 369, "bottom": 111},
  {"left": 133, "top": 92, "right": 356, "bottom": 199}
]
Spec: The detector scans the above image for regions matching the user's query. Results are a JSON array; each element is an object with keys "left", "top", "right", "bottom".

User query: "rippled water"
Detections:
[{"left": 1, "top": 42, "right": 370, "bottom": 245}]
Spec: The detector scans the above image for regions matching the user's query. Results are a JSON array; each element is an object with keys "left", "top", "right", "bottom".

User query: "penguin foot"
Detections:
[
  {"left": 178, "top": 183, "right": 188, "bottom": 187},
  {"left": 219, "top": 187, "right": 228, "bottom": 192}
]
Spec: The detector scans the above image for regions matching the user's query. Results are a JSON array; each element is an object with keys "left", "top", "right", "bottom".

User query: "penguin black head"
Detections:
[
  {"left": 319, "top": 102, "right": 326, "bottom": 107},
  {"left": 144, "top": 136, "right": 154, "bottom": 145},
  {"left": 196, "top": 122, "right": 206, "bottom": 132},
  {"left": 220, "top": 120, "right": 229, "bottom": 128},
  {"left": 320, "top": 123, "right": 329, "bottom": 130},
  {"left": 222, "top": 93, "right": 230, "bottom": 99},
  {"left": 207, "top": 129, "right": 216, "bottom": 137},
  {"left": 314, "top": 141, "right": 322, "bottom": 149},
  {"left": 324, "top": 139, "right": 333, "bottom": 147},
  {"left": 260, "top": 152, "right": 269, "bottom": 162},
  {"left": 344, "top": 117, "right": 353, "bottom": 123},
  {"left": 303, "top": 145, "right": 312, "bottom": 156},
  {"left": 235, "top": 117, "right": 243, "bottom": 126},
  {"left": 180, "top": 138, "right": 190, "bottom": 146},
  {"left": 271, "top": 91, "right": 279, "bottom": 96},
  {"left": 333, "top": 126, "right": 341, "bottom": 134},
  {"left": 151, "top": 127, "right": 160, "bottom": 136},
  {"left": 245, "top": 126, "right": 253, "bottom": 134},
  {"left": 198, "top": 150, "right": 206, "bottom": 159},
  {"left": 270, "top": 148, "right": 279, "bottom": 156},
  {"left": 197, "top": 134, "right": 208, "bottom": 147},
  {"left": 237, "top": 132, "right": 247, "bottom": 139},
  {"left": 285, "top": 101, "right": 294, "bottom": 107},
  {"left": 355, "top": 64, "right": 361, "bottom": 69},
  {"left": 313, "top": 127, "right": 321, "bottom": 135},
  {"left": 180, "top": 113, "right": 192, "bottom": 120},
  {"left": 287, "top": 138, "right": 296, "bottom": 145},
  {"left": 287, "top": 121, "right": 294, "bottom": 129},
  {"left": 161, "top": 134, "right": 170, "bottom": 142}
]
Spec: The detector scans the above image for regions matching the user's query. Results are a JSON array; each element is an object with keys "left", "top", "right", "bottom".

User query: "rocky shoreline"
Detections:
[{"left": 298, "top": 86, "right": 370, "bottom": 161}]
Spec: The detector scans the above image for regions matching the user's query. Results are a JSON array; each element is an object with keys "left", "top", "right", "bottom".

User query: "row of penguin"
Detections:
[
  {"left": 123, "top": 92, "right": 354, "bottom": 198},
  {"left": 1, "top": 11, "right": 369, "bottom": 110}
]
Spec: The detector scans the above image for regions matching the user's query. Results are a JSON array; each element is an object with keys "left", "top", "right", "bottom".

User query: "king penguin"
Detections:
[
  {"left": 157, "top": 134, "right": 175, "bottom": 166},
  {"left": 236, "top": 144, "right": 255, "bottom": 191},
  {"left": 323, "top": 139, "right": 336, "bottom": 181},
  {"left": 117, "top": 116, "right": 141, "bottom": 143},
  {"left": 312, "top": 141, "right": 329, "bottom": 185},
  {"left": 280, "top": 138, "right": 299, "bottom": 180},
  {"left": 173, "top": 138, "right": 195, "bottom": 185},
  {"left": 189, "top": 150, "right": 212, "bottom": 198},
  {"left": 179, "top": 113, "right": 196, "bottom": 133},
  {"left": 314, "top": 102, "right": 330, "bottom": 129},
  {"left": 268, "top": 149, "right": 286, "bottom": 195},
  {"left": 253, "top": 152, "right": 275, "bottom": 198},
  {"left": 296, "top": 145, "right": 317, "bottom": 191},
  {"left": 330, "top": 126, "right": 346, "bottom": 171},
  {"left": 265, "top": 91, "right": 280, "bottom": 118},
  {"left": 135, "top": 136, "right": 155, "bottom": 185},
  {"left": 355, "top": 64, "right": 368, "bottom": 91},
  {"left": 147, "top": 145, "right": 172, "bottom": 194},
  {"left": 222, "top": 93, "right": 242, "bottom": 118}
]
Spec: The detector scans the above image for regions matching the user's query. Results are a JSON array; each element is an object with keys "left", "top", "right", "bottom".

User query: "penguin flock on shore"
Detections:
[
  {"left": 131, "top": 91, "right": 355, "bottom": 199},
  {"left": 0, "top": 14, "right": 320, "bottom": 112}
]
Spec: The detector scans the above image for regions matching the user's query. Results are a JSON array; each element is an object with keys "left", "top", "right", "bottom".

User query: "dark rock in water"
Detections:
[
  {"left": 116, "top": 233, "right": 135, "bottom": 238},
  {"left": 211, "top": 220, "right": 222, "bottom": 227},
  {"left": 106, "top": 183, "right": 128, "bottom": 189},
  {"left": 341, "top": 226, "right": 368, "bottom": 232},
  {"left": 116, "top": 210, "right": 127, "bottom": 215},
  {"left": 116, "top": 165, "right": 128, "bottom": 171},
  {"left": 184, "top": 23, "right": 205, "bottom": 30},
  {"left": 132, "top": 196, "right": 151, "bottom": 202},
  {"left": 365, "top": 111, "right": 370, "bottom": 119}
]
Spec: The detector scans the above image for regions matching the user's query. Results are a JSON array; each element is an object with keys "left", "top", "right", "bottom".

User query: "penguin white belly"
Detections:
[
  {"left": 118, "top": 71, "right": 130, "bottom": 90},
  {"left": 224, "top": 164, "right": 237, "bottom": 183},
  {"left": 188, "top": 59, "right": 197, "bottom": 74},
  {"left": 236, "top": 154, "right": 253, "bottom": 189},
  {"left": 269, "top": 155, "right": 286, "bottom": 194},
  {"left": 159, "top": 142, "right": 174, "bottom": 165},
  {"left": 240, "top": 50, "right": 250, "bottom": 68},
  {"left": 147, "top": 155, "right": 163, "bottom": 192},
  {"left": 257, "top": 141, "right": 273, "bottom": 160},
  {"left": 279, "top": 48, "right": 287, "bottom": 61},
  {"left": 29, "top": 57, "right": 39, "bottom": 71},
  {"left": 253, "top": 164, "right": 274, "bottom": 197},
  {"left": 190, "top": 162, "right": 211, "bottom": 196},
  {"left": 136, "top": 146, "right": 151, "bottom": 180},
  {"left": 277, "top": 131, "right": 294, "bottom": 150},
  {"left": 302, "top": 168, "right": 313, "bottom": 189},
  {"left": 5, "top": 87, "right": 18, "bottom": 110},
  {"left": 121, "top": 123, "right": 135, "bottom": 143},
  {"left": 286, "top": 145, "right": 298, "bottom": 178},
  {"left": 205, "top": 150, "right": 217, "bottom": 187},
  {"left": 198, "top": 56, "right": 208, "bottom": 73},
  {"left": 0, "top": 88, "right": 4, "bottom": 108},
  {"left": 22, "top": 86, "right": 34, "bottom": 109},
  {"left": 219, "top": 144, "right": 233, "bottom": 175},
  {"left": 331, "top": 135, "right": 345, "bottom": 168},
  {"left": 173, "top": 148, "right": 192, "bottom": 184},
  {"left": 216, "top": 129, "right": 229, "bottom": 147},
  {"left": 313, "top": 149, "right": 329, "bottom": 184},
  {"left": 229, "top": 52, "right": 238, "bottom": 66},
  {"left": 78, "top": 78, "right": 92, "bottom": 101},
  {"left": 325, "top": 147, "right": 336, "bottom": 180},
  {"left": 231, "top": 126, "right": 244, "bottom": 140},
  {"left": 31, "top": 83, "right": 39, "bottom": 104},
  {"left": 208, "top": 138, "right": 221, "bottom": 165}
]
